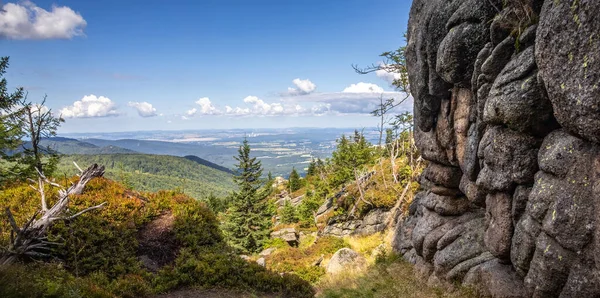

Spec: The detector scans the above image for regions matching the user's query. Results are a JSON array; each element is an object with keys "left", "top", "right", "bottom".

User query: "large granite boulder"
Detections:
[
  {"left": 394, "top": 0, "right": 600, "bottom": 297},
  {"left": 326, "top": 248, "right": 366, "bottom": 274}
]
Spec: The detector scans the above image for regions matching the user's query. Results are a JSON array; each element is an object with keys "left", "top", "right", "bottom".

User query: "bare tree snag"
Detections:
[{"left": 1, "top": 164, "right": 106, "bottom": 268}]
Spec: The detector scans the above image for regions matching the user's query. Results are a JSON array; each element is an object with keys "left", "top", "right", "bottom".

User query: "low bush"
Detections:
[
  {"left": 317, "top": 253, "right": 478, "bottom": 298},
  {"left": 0, "top": 177, "right": 314, "bottom": 298},
  {"left": 268, "top": 236, "right": 346, "bottom": 283}
]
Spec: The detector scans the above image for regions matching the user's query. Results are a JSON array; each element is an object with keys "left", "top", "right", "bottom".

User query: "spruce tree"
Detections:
[
  {"left": 288, "top": 167, "right": 301, "bottom": 192},
  {"left": 223, "top": 138, "right": 272, "bottom": 253},
  {"left": 306, "top": 159, "right": 316, "bottom": 177},
  {"left": 0, "top": 57, "right": 25, "bottom": 182},
  {"left": 280, "top": 200, "right": 298, "bottom": 224}
]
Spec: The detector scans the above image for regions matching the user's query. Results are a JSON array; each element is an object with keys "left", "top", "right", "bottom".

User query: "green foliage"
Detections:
[
  {"left": 268, "top": 236, "right": 346, "bottom": 284},
  {"left": 329, "top": 131, "right": 376, "bottom": 188},
  {"left": 0, "top": 177, "right": 314, "bottom": 297},
  {"left": 153, "top": 247, "right": 314, "bottom": 297},
  {"left": 318, "top": 253, "right": 478, "bottom": 298},
  {"left": 202, "top": 192, "right": 229, "bottom": 213},
  {"left": 296, "top": 191, "right": 322, "bottom": 227},
  {"left": 280, "top": 200, "right": 298, "bottom": 224},
  {"left": 0, "top": 57, "right": 64, "bottom": 180},
  {"left": 263, "top": 237, "right": 289, "bottom": 250},
  {"left": 223, "top": 139, "right": 273, "bottom": 253},
  {"left": 0, "top": 57, "right": 25, "bottom": 182},
  {"left": 56, "top": 154, "right": 235, "bottom": 199},
  {"left": 306, "top": 159, "right": 317, "bottom": 177},
  {"left": 173, "top": 200, "right": 223, "bottom": 250},
  {"left": 0, "top": 262, "right": 115, "bottom": 298},
  {"left": 289, "top": 167, "right": 302, "bottom": 192},
  {"left": 16, "top": 98, "right": 64, "bottom": 179}
]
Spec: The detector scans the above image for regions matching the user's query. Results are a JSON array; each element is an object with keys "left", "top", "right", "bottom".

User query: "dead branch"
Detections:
[
  {"left": 386, "top": 180, "right": 412, "bottom": 229},
  {"left": 0, "top": 164, "right": 105, "bottom": 268}
]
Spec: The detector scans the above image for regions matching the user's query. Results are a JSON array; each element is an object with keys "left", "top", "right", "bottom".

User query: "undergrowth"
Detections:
[
  {"left": 0, "top": 178, "right": 314, "bottom": 298},
  {"left": 317, "top": 253, "right": 479, "bottom": 298}
]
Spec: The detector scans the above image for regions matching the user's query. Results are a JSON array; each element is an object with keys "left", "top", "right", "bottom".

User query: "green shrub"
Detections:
[
  {"left": 173, "top": 200, "right": 222, "bottom": 249},
  {"left": 1, "top": 178, "right": 315, "bottom": 298},
  {"left": 153, "top": 247, "right": 315, "bottom": 297},
  {"left": 268, "top": 236, "right": 346, "bottom": 284}
]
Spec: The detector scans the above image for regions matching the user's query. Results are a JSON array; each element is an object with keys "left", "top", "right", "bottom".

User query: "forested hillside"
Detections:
[
  {"left": 56, "top": 154, "right": 235, "bottom": 198},
  {"left": 39, "top": 137, "right": 136, "bottom": 154}
]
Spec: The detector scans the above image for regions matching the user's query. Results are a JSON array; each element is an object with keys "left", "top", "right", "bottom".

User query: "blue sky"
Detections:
[{"left": 1, "top": 0, "right": 411, "bottom": 133}]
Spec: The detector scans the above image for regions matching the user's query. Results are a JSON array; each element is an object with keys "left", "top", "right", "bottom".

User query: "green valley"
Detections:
[{"left": 56, "top": 153, "right": 235, "bottom": 199}]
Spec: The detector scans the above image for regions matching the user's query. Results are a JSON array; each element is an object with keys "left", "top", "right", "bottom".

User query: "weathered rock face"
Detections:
[
  {"left": 270, "top": 228, "right": 299, "bottom": 246},
  {"left": 394, "top": 0, "right": 600, "bottom": 297},
  {"left": 326, "top": 248, "right": 366, "bottom": 274},
  {"left": 320, "top": 208, "right": 391, "bottom": 237}
]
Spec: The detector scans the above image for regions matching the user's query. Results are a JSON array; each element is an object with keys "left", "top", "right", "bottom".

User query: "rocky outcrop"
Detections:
[
  {"left": 320, "top": 208, "right": 391, "bottom": 237},
  {"left": 394, "top": 0, "right": 600, "bottom": 297},
  {"left": 326, "top": 248, "right": 367, "bottom": 274},
  {"left": 270, "top": 227, "right": 299, "bottom": 246}
]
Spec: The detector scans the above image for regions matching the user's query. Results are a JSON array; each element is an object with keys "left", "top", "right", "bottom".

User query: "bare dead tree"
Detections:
[
  {"left": 1, "top": 163, "right": 106, "bottom": 268},
  {"left": 348, "top": 169, "right": 375, "bottom": 217}
]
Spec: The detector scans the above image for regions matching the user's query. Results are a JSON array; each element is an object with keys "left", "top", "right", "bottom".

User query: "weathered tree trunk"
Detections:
[{"left": 1, "top": 163, "right": 106, "bottom": 268}]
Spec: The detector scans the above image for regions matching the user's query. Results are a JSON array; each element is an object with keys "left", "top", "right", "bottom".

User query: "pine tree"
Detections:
[
  {"left": 280, "top": 200, "right": 298, "bottom": 224},
  {"left": 288, "top": 167, "right": 301, "bottom": 192},
  {"left": 0, "top": 57, "right": 25, "bottom": 182},
  {"left": 223, "top": 138, "right": 272, "bottom": 253},
  {"left": 306, "top": 159, "right": 316, "bottom": 177}
]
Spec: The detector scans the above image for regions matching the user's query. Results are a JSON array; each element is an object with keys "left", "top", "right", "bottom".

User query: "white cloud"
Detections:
[
  {"left": 0, "top": 1, "right": 87, "bottom": 40},
  {"left": 186, "top": 108, "right": 197, "bottom": 116},
  {"left": 60, "top": 95, "right": 118, "bottom": 118},
  {"left": 375, "top": 63, "right": 403, "bottom": 85},
  {"left": 287, "top": 78, "right": 316, "bottom": 95},
  {"left": 195, "top": 97, "right": 220, "bottom": 115},
  {"left": 224, "top": 96, "right": 304, "bottom": 117},
  {"left": 342, "top": 82, "right": 385, "bottom": 93},
  {"left": 128, "top": 101, "right": 157, "bottom": 117},
  {"left": 281, "top": 82, "right": 412, "bottom": 115},
  {"left": 185, "top": 97, "right": 220, "bottom": 117}
]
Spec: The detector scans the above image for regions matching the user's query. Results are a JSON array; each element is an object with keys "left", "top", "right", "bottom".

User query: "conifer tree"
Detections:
[
  {"left": 223, "top": 138, "right": 272, "bottom": 253},
  {"left": 0, "top": 57, "right": 25, "bottom": 182},
  {"left": 280, "top": 200, "right": 298, "bottom": 224},
  {"left": 288, "top": 167, "right": 301, "bottom": 192},
  {"left": 306, "top": 159, "right": 317, "bottom": 177}
]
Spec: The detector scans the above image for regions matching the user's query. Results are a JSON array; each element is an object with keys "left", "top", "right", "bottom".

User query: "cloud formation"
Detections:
[
  {"left": 60, "top": 95, "right": 118, "bottom": 118},
  {"left": 342, "top": 82, "right": 385, "bottom": 93},
  {"left": 186, "top": 97, "right": 220, "bottom": 116},
  {"left": 224, "top": 96, "right": 298, "bottom": 116},
  {"left": 128, "top": 101, "right": 157, "bottom": 117},
  {"left": 282, "top": 82, "right": 411, "bottom": 115},
  {"left": 195, "top": 97, "right": 220, "bottom": 115},
  {"left": 0, "top": 1, "right": 87, "bottom": 40},
  {"left": 375, "top": 63, "right": 403, "bottom": 85},
  {"left": 286, "top": 78, "right": 316, "bottom": 95},
  {"left": 179, "top": 82, "right": 410, "bottom": 120}
]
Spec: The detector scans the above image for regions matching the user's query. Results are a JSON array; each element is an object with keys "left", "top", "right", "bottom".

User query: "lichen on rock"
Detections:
[{"left": 394, "top": 0, "right": 600, "bottom": 297}]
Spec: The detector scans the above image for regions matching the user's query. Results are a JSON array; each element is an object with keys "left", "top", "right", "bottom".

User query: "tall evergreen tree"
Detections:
[
  {"left": 306, "top": 159, "right": 317, "bottom": 177},
  {"left": 289, "top": 167, "right": 301, "bottom": 192},
  {"left": 223, "top": 138, "right": 272, "bottom": 253},
  {"left": 280, "top": 200, "right": 298, "bottom": 224},
  {"left": 0, "top": 57, "right": 25, "bottom": 182}
]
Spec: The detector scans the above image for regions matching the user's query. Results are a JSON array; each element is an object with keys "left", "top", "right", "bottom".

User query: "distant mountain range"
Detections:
[
  {"left": 51, "top": 127, "right": 380, "bottom": 177},
  {"left": 40, "top": 137, "right": 136, "bottom": 154},
  {"left": 41, "top": 137, "right": 232, "bottom": 174}
]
